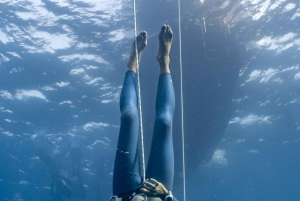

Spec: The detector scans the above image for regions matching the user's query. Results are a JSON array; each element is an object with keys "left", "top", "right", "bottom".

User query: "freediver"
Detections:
[
  {"left": 37, "top": 137, "right": 86, "bottom": 201},
  {"left": 111, "top": 25, "right": 178, "bottom": 201}
]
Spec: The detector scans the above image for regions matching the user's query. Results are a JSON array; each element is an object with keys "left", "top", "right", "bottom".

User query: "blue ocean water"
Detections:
[{"left": 0, "top": 0, "right": 300, "bottom": 200}]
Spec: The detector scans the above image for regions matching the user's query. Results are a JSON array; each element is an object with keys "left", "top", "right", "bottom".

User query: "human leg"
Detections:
[
  {"left": 146, "top": 25, "right": 175, "bottom": 190},
  {"left": 113, "top": 32, "right": 147, "bottom": 196},
  {"left": 127, "top": 31, "right": 147, "bottom": 73}
]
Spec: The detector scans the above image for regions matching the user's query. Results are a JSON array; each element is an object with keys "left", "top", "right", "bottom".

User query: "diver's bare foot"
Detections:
[
  {"left": 157, "top": 25, "right": 173, "bottom": 74},
  {"left": 127, "top": 31, "right": 147, "bottom": 72}
]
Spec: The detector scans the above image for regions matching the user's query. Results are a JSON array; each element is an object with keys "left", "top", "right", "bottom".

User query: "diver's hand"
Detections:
[{"left": 140, "top": 178, "right": 169, "bottom": 197}]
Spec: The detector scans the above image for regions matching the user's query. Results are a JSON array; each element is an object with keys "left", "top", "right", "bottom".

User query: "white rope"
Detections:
[
  {"left": 133, "top": 0, "right": 146, "bottom": 179},
  {"left": 178, "top": 0, "right": 186, "bottom": 200}
]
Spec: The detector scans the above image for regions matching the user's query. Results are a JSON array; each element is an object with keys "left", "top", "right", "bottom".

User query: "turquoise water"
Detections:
[{"left": 0, "top": 0, "right": 300, "bottom": 200}]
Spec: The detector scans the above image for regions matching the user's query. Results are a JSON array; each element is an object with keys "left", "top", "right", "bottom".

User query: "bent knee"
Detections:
[
  {"left": 120, "top": 109, "right": 138, "bottom": 123},
  {"left": 155, "top": 115, "right": 172, "bottom": 132}
]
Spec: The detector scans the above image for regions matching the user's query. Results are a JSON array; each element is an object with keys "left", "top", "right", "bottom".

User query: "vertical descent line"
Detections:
[
  {"left": 133, "top": 0, "right": 146, "bottom": 179},
  {"left": 178, "top": 0, "right": 186, "bottom": 201}
]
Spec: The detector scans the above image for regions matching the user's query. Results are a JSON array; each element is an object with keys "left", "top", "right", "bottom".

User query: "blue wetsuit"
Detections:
[{"left": 113, "top": 70, "right": 175, "bottom": 198}]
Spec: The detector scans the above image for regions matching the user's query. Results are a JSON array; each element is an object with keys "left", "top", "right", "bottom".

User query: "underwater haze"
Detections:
[{"left": 1, "top": 0, "right": 300, "bottom": 200}]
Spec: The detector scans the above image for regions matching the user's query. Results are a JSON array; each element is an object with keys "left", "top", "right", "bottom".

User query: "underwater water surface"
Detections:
[{"left": 0, "top": 0, "right": 300, "bottom": 200}]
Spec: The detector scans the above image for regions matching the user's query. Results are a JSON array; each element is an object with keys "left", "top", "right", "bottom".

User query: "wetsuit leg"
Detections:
[
  {"left": 113, "top": 70, "right": 142, "bottom": 196},
  {"left": 146, "top": 73, "right": 175, "bottom": 190}
]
